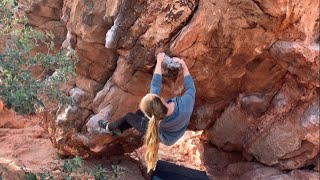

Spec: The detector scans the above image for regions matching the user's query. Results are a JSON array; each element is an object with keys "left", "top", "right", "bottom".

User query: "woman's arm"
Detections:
[
  {"left": 149, "top": 53, "right": 165, "bottom": 95},
  {"left": 173, "top": 57, "right": 190, "bottom": 77},
  {"left": 173, "top": 58, "right": 195, "bottom": 105},
  {"left": 154, "top": 53, "right": 165, "bottom": 75}
]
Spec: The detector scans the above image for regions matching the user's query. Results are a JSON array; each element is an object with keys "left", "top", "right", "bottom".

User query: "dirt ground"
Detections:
[{"left": 0, "top": 109, "right": 145, "bottom": 180}]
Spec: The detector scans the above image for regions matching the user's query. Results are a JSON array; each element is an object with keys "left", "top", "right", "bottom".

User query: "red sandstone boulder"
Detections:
[{"left": 16, "top": 0, "right": 319, "bottom": 172}]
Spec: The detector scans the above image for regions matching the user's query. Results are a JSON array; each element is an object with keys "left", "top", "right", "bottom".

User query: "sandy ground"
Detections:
[
  {"left": 0, "top": 108, "right": 145, "bottom": 180},
  {"left": 0, "top": 109, "right": 58, "bottom": 179}
]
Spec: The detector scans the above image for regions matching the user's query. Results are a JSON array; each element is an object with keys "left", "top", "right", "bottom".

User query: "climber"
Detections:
[{"left": 98, "top": 52, "right": 195, "bottom": 172}]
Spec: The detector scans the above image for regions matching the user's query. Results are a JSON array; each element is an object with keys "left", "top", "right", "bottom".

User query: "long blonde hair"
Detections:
[{"left": 139, "top": 94, "right": 168, "bottom": 172}]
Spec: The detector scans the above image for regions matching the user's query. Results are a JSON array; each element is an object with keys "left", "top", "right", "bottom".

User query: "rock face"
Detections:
[
  {"left": 18, "top": 0, "right": 319, "bottom": 171},
  {"left": 132, "top": 130, "right": 319, "bottom": 179}
]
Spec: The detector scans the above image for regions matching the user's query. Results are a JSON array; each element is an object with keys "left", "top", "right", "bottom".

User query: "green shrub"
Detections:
[
  {"left": 63, "top": 156, "right": 83, "bottom": 173},
  {"left": 0, "top": 0, "right": 77, "bottom": 114},
  {"left": 90, "top": 165, "right": 109, "bottom": 180}
]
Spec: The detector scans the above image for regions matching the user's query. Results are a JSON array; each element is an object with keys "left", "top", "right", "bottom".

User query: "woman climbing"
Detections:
[{"left": 98, "top": 52, "right": 196, "bottom": 172}]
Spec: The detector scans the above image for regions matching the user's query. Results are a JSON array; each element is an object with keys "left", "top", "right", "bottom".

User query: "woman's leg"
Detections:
[
  {"left": 125, "top": 110, "right": 149, "bottom": 134},
  {"left": 108, "top": 110, "right": 149, "bottom": 134},
  {"left": 108, "top": 113, "right": 134, "bottom": 132}
]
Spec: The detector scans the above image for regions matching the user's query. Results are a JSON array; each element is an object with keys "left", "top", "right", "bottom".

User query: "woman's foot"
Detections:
[
  {"left": 98, "top": 120, "right": 107, "bottom": 129},
  {"left": 98, "top": 120, "right": 122, "bottom": 136},
  {"left": 98, "top": 120, "right": 111, "bottom": 134}
]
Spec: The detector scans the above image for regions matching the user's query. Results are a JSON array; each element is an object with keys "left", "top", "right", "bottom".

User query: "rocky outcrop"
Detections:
[
  {"left": 208, "top": 76, "right": 319, "bottom": 169},
  {"left": 18, "top": 0, "right": 67, "bottom": 51},
  {"left": 133, "top": 130, "right": 320, "bottom": 179},
  {"left": 18, "top": 0, "right": 319, "bottom": 171}
]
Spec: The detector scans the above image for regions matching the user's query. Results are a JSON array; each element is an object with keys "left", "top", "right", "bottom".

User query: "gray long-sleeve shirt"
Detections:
[{"left": 150, "top": 74, "right": 195, "bottom": 146}]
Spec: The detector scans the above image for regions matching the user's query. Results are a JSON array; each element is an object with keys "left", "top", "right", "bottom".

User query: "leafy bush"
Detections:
[
  {"left": 1, "top": 156, "right": 126, "bottom": 180},
  {"left": 111, "top": 165, "right": 123, "bottom": 179},
  {"left": 0, "top": 0, "right": 77, "bottom": 114},
  {"left": 0, "top": 164, "right": 8, "bottom": 180},
  {"left": 63, "top": 156, "right": 83, "bottom": 173},
  {"left": 90, "top": 165, "right": 109, "bottom": 180}
]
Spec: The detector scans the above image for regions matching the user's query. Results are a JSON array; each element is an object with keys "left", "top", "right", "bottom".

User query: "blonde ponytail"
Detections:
[
  {"left": 139, "top": 94, "right": 168, "bottom": 172},
  {"left": 144, "top": 115, "right": 160, "bottom": 172}
]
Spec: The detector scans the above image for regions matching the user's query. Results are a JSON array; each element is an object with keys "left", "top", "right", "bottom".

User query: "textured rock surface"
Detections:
[
  {"left": 0, "top": 110, "right": 58, "bottom": 179},
  {"left": 132, "top": 130, "right": 319, "bottom": 179},
  {"left": 18, "top": 0, "right": 67, "bottom": 51},
  {"left": 19, "top": 0, "right": 319, "bottom": 171}
]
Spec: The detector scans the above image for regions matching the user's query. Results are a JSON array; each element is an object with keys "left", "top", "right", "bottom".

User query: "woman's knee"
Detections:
[{"left": 126, "top": 112, "right": 135, "bottom": 118}]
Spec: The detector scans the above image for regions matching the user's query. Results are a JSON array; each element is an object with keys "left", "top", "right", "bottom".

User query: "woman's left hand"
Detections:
[
  {"left": 157, "top": 52, "right": 165, "bottom": 64},
  {"left": 173, "top": 57, "right": 186, "bottom": 67}
]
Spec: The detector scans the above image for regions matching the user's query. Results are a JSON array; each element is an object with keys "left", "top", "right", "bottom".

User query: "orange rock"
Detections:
[
  {"left": 15, "top": 0, "right": 320, "bottom": 171},
  {"left": 0, "top": 100, "right": 3, "bottom": 111}
]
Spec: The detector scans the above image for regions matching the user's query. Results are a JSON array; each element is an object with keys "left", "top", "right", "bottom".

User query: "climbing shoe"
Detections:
[
  {"left": 98, "top": 120, "right": 122, "bottom": 136},
  {"left": 98, "top": 120, "right": 111, "bottom": 134},
  {"left": 98, "top": 120, "right": 108, "bottom": 129}
]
